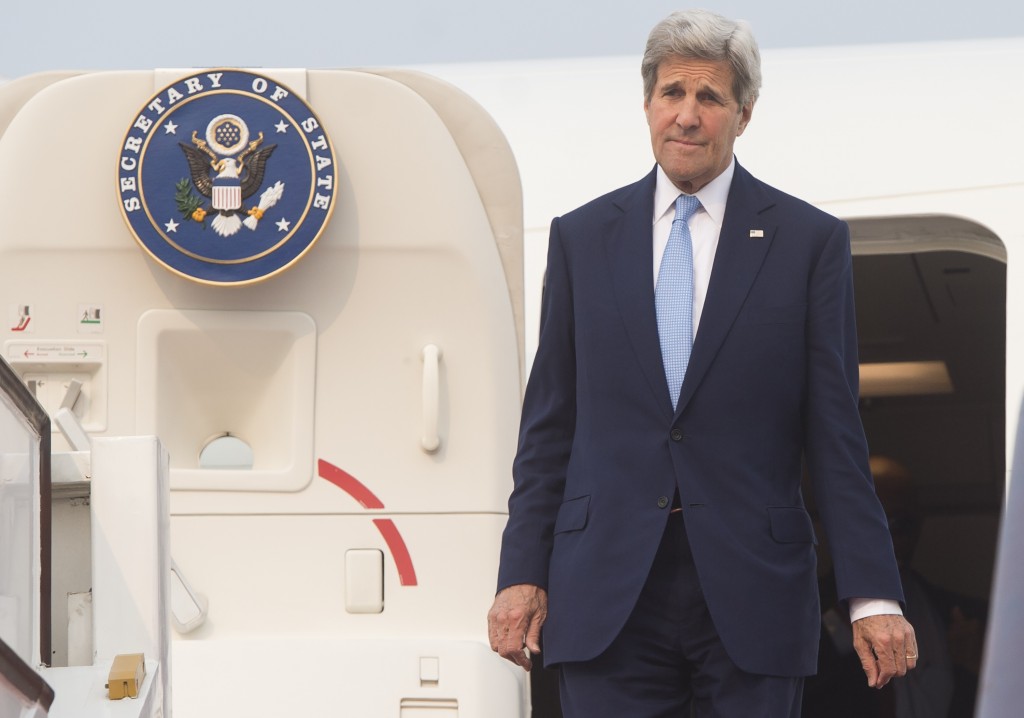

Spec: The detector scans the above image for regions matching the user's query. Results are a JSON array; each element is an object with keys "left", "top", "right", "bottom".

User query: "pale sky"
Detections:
[{"left": 3, "top": 0, "right": 1023, "bottom": 79}]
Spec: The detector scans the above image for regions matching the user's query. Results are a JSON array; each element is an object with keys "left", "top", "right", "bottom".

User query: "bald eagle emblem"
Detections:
[
  {"left": 177, "top": 114, "right": 283, "bottom": 237},
  {"left": 118, "top": 69, "right": 337, "bottom": 285}
]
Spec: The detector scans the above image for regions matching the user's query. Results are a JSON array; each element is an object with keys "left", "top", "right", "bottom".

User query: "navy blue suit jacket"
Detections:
[{"left": 497, "top": 162, "right": 904, "bottom": 677}]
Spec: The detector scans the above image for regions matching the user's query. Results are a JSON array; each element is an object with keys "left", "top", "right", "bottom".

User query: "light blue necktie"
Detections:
[{"left": 656, "top": 194, "right": 701, "bottom": 409}]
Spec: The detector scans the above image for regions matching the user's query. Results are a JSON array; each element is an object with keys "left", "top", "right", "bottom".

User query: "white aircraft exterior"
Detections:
[
  {"left": 424, "top": 39, "right": 1023, "bottom": 368},
  {"left": 0, "top": 37, "right": 1021, "bottom": 716}
]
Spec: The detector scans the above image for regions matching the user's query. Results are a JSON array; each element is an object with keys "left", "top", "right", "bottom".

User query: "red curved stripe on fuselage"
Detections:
[
  {"left": 319, "top": 459, "right": 418, "bottom": 586},
  {"left": 373, "top": 519, "right": 419, "bottom": 587},
  {"left": 318, "top": 459, "right": 385, "bottom": 509}
]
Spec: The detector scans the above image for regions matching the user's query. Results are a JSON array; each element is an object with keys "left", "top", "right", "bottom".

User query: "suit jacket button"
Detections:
[
  {"left": 670, "top": 428, "right": 683, "bottom": 441},
  {"left": 657, "top": 496, "right": 669, "bottom": 509}
]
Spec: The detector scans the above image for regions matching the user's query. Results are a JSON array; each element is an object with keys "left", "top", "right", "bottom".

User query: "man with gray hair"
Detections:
[{"left": 488, "top": 9, "right": 916, "bottom": 716}]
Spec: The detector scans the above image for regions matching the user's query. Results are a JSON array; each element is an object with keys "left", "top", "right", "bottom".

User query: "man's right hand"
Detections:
[{"left": 487, "top": 584, "right": 548, "bottom": 671}]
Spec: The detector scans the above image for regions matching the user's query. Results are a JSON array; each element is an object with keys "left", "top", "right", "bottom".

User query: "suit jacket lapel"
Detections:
[
  {"left": 675, "top": 163, "right": 777, "bottom": 416},
  {"left": 604, "top": 169, "right": 674, "bottom": 413}
]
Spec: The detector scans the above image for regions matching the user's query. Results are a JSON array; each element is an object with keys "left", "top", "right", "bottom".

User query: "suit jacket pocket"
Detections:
[
  {"left": 743, "top": 303, "right": 807, "bottom": 325},
  {"left": 554, "top": 495, "right": 591, "bottom": 534},
  {"left": 768, "top": 506, "right": 817, "bottom": 544}
]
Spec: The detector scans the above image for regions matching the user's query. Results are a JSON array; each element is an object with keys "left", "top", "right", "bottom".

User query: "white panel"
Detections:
[
  {"left": 48, "top": 489, "right": 91, "bottom": 667},
  {"left": 172, "top": 639, "right": 522, "bottom": 718},
  {"left": 0, "top": 407, "right": 36, "bottom": 665},
  {"left": 90, "top": 437, "right": 170, "bottom": 717},
  {"left": 66, "top": 592, "right": 92, "bottom": 667},
  {"left": 4, "top": 341, "right": 108, "bottom": 438},
  {"left": 419, "top": 656, "right": 440, "bottom": 684},
  {"left": 345, "top": 549, "right": 384, "bottom": 614},
  {"left": 401, "top": 699, "right": 458, "bottom": 717},
  {"left": 169, "top": 514, "right": 504, "bottom": 637},
  {"left": 136, "top": 309, "right": 316, "bottom": 492}
]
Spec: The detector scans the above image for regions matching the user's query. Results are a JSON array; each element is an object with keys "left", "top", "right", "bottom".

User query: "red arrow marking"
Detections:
[
  {"left": 318, "top": 459, "right": 384, "bottom": 509},
  {"left": 372, "top": 519, "right": 418, "bottom": 587},
  {"left": 318, "top": 458, "right": 419, "bottom": 587}
]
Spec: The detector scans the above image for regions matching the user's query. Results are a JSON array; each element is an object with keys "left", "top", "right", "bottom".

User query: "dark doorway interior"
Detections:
[{"left": 804, "top": 224, "right": 1005, "bottom": 718}]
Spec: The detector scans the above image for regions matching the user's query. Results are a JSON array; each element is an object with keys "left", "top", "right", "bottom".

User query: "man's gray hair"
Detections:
[{"left": 641, "top": 9, "right": 762, "bottom": 106}]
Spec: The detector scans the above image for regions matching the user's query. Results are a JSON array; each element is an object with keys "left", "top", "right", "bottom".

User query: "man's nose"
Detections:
[{"left": 674, "top": 99, "right": 700, "bottom": 129}]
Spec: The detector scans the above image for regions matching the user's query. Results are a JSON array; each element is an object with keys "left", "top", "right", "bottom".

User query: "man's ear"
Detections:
[{"left": 737, "top": 101, "right": 754, "bottom": 135}]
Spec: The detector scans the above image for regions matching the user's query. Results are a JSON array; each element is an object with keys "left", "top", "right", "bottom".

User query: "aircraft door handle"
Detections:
[
  {"left": 170, "top": 558, "right": 208, "bottom": 634},
  {"left": 421, "top": 344, "right": 442, "bottom": 453}
]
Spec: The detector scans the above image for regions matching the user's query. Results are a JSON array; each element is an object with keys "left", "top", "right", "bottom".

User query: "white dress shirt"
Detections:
[{"left": 651, "top": 158, "right": 901, "bottom": 624}]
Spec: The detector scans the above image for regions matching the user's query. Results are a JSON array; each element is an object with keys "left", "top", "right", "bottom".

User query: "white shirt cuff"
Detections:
[{"left": 848, "top": 597, "right": 903, "bottom": 623}]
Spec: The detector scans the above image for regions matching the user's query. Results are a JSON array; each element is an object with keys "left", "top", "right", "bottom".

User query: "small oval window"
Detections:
[{"left": 198, "top": 434, "right": 254, "bottom": 470}]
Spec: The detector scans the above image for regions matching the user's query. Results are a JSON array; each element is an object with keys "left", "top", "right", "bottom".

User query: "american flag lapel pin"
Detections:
[{"left": 749, "top": 229, "right": 764, "bottom": 238}]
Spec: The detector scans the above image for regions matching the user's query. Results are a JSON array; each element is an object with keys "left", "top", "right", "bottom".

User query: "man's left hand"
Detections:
[{"left": 852, "top": 614, "right": 918, "bottom": 688}]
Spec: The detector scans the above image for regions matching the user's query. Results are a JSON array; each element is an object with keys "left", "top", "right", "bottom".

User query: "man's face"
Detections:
[{"left": 644, "top": 56, "right": 753, "bottom": 194}]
